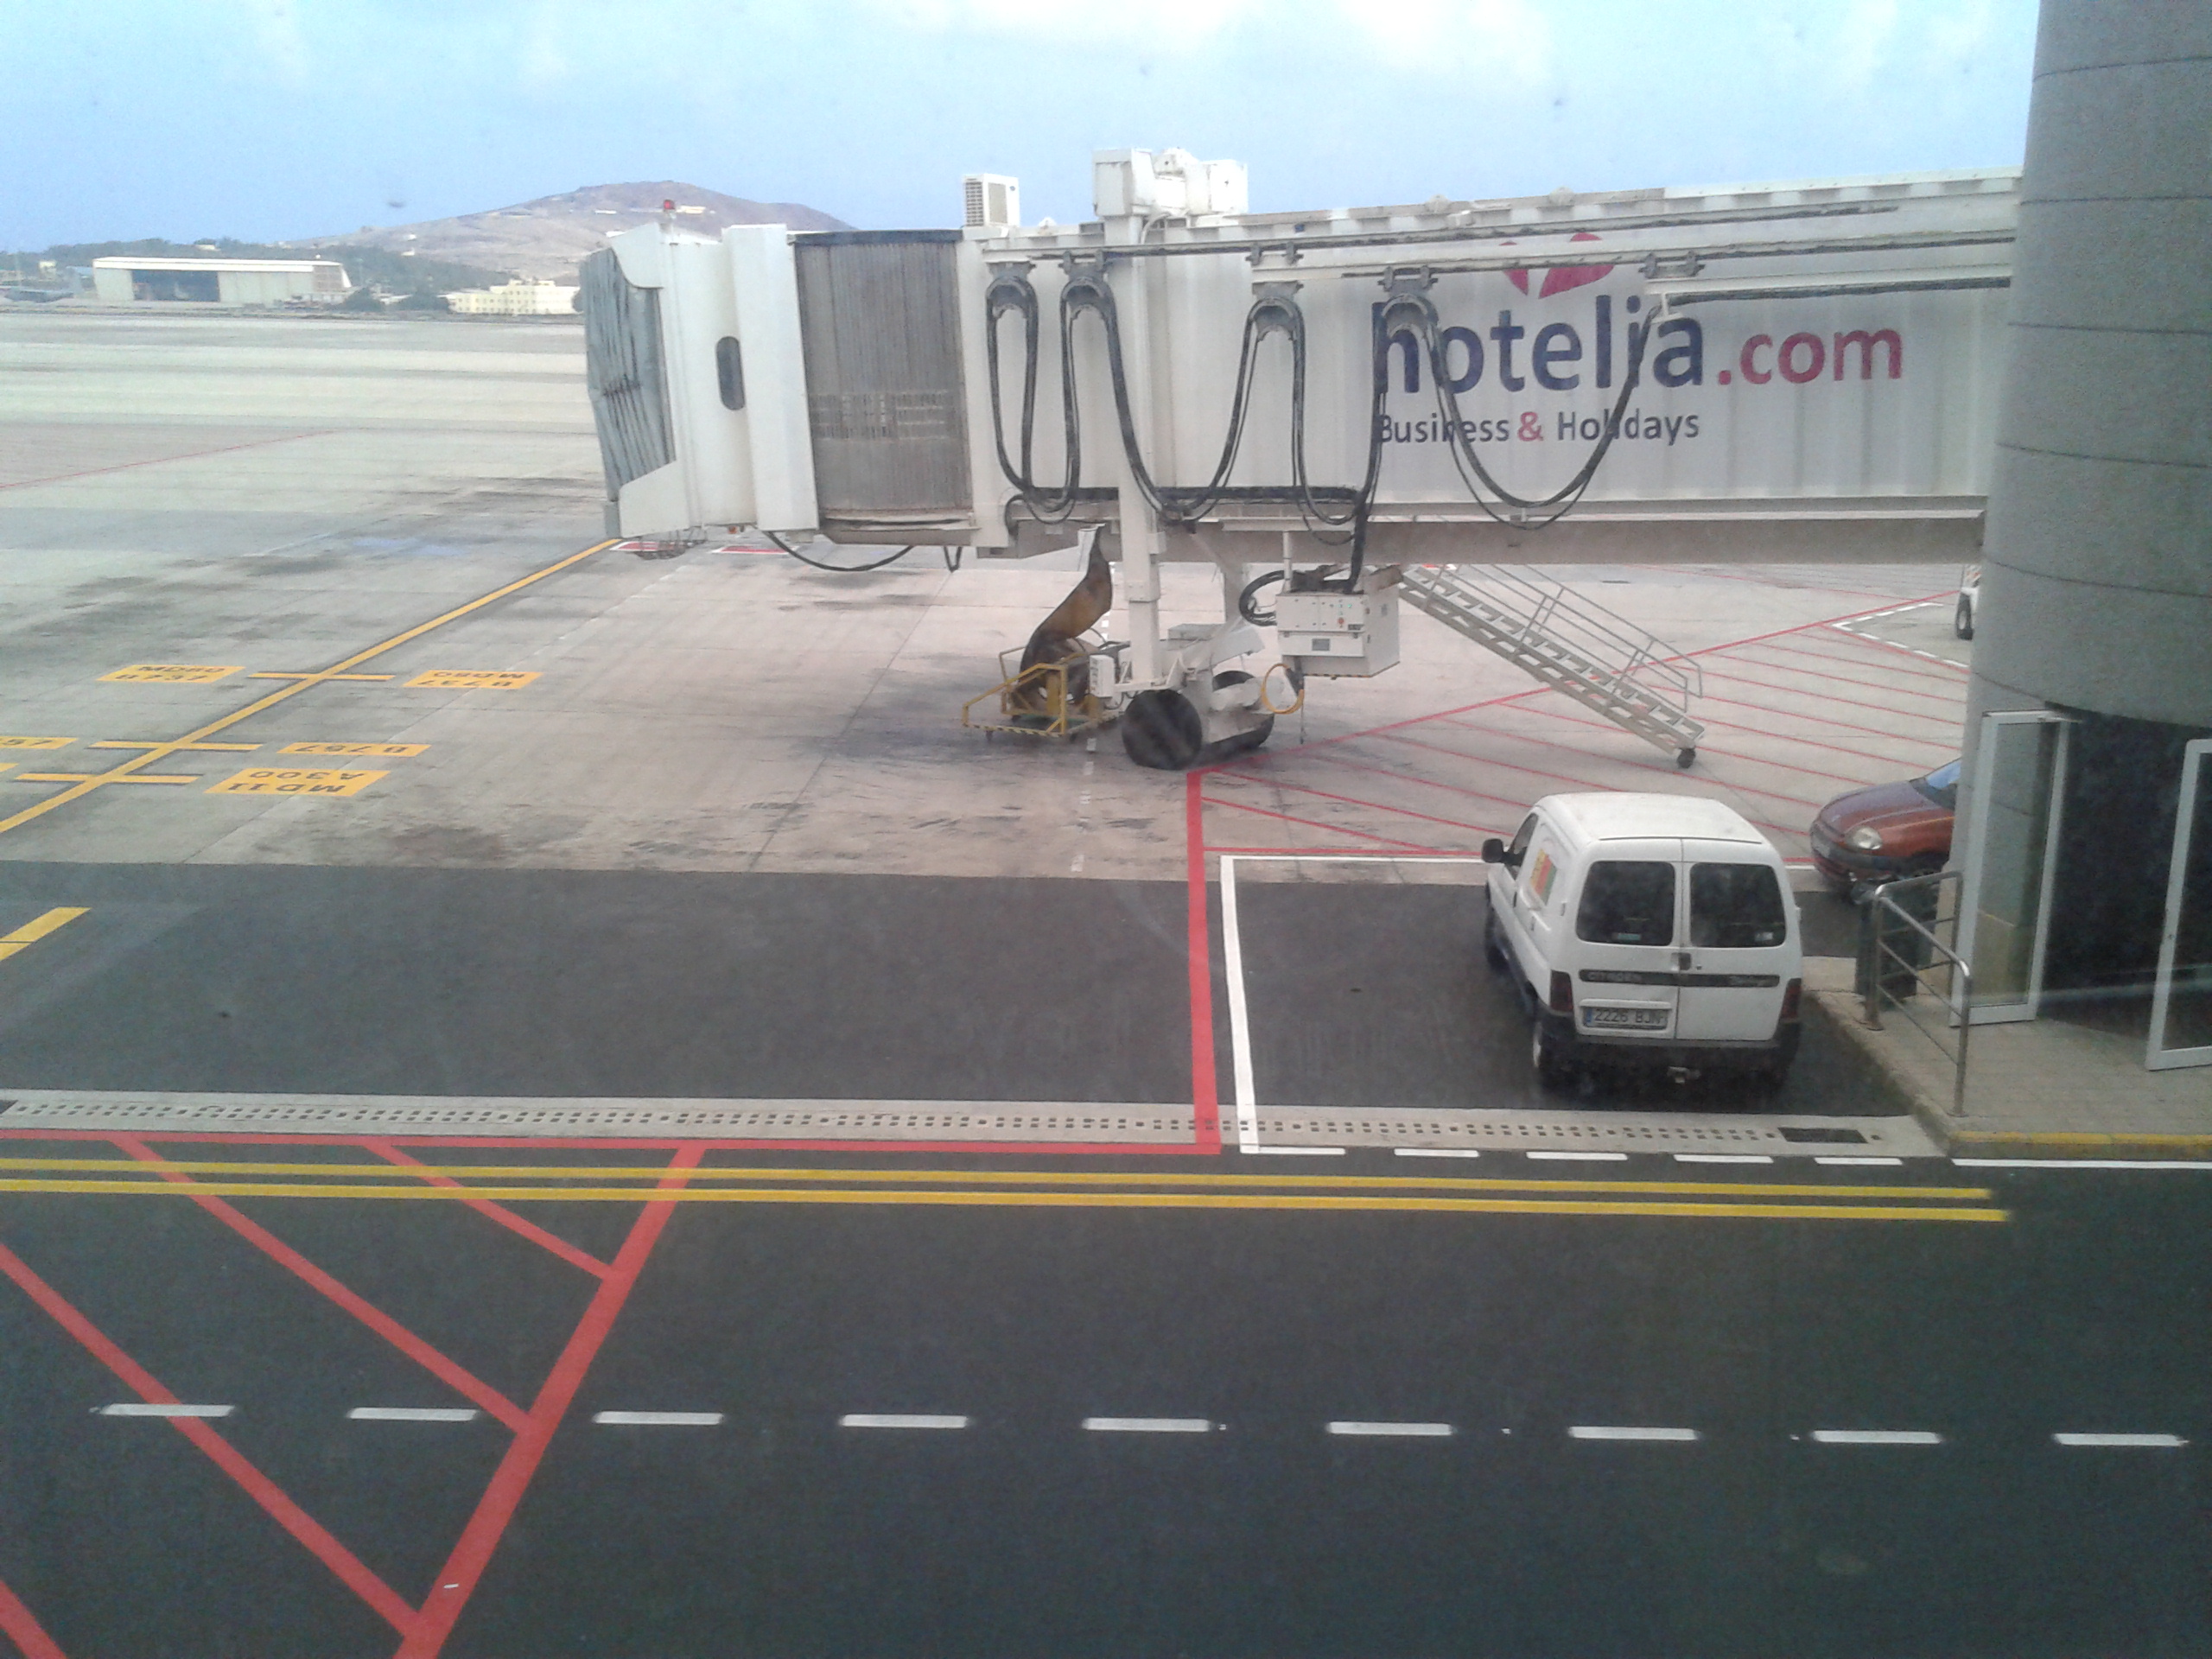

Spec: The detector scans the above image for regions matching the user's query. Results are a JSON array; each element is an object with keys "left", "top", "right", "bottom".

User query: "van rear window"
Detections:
[
  {"left": 1575, "top": 861, "right": 1675, "bottom": 945},
  {"left": 1690, "top": 863, "right": 1789, "bottom": 948}
]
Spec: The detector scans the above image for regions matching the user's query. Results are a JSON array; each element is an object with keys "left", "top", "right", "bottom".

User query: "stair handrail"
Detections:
[{"left": 1408, "top": 564, "right": 1702, "bottom": 708}]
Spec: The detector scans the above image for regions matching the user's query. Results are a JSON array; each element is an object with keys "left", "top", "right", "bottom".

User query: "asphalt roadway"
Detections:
[
  {"left": 0, "top": 1141, "right": 2202, "bottom": 1658},
  {"left": 1, "top": 315, "right": 2202, "bottom": 1659}
]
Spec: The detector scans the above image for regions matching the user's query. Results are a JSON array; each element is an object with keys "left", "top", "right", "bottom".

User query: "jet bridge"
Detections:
[{"left": 582, "top": 151, "right": 2015, "bottom": 767}]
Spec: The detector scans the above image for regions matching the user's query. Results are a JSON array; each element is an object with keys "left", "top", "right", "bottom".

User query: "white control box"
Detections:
[{"left": 1276, "top": 588, "right": 1401, "bottom": 677}]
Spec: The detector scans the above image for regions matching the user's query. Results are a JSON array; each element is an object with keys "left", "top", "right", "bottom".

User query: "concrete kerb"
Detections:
[{"left": 1810, "top": 976, "right": 2212, "bottom": 1161}]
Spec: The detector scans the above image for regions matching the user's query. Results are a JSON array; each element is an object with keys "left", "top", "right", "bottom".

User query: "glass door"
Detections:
[
  {"left": 1955, "top": 711, "right": 2071, "bottom": 1025},
  {"left": 2148, "top": 740, "right": 2212, "bottom": 1071}
]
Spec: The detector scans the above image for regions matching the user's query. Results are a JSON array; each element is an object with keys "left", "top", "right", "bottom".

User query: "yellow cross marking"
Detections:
[{"left": 0, "top": 539, "right": 613, "bottom": 840}]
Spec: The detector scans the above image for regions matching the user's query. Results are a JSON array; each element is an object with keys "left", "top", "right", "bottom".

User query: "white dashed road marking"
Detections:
[
  {"left": 1818, "top": 1155, "right": 1905, "bottom": 1166},
  {"left": 1810, "top": 1429, "right": 1944, "bottom": 1446},
  {"left": 1395, "top": 1147, "right": 1482, "bottom": 1159},
  {"left": 1568, "top": 1425, "right": 1700, "bottom": 1441},
  {"left": 1529, "top": 1151, "right": 1629, "bottom": 1162},
  {"left": 593, "top": 1411, "right": 725, "bottom": 1427},
  {"left": 1081, "top": 1417, "right": 1214, "bottom": 1433},
  {"left": 2052, "top": 1433, "right": 2187, "bottom": 1448},
  {"left": 839, "top": 1414, "right": 969, "bottom": 1430},
  {"left": 348, "top": 1407, "right": 480, "bottom": 1422},
  {"left": 1327, "top": 1421, "right": 1455, "bottom": 1438},
  {"left": 1673, "top": 1154, "right": 1775, "bottom": 1165},
  {"left": 99, "top": 1402, "right": 233, "bottom": 1418}
]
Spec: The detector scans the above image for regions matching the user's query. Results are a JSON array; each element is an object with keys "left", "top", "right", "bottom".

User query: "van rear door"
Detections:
[
  {"left": 1569, "top": 842, "right": 1681, "bottom": 1039},
  {"left": 1675, "top": 848, "right": 1793, "bottom": 1040}
]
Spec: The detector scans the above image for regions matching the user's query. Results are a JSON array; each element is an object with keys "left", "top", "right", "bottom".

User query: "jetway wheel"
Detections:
[
  {"left": 1211, "top": 671, "right": 1274, "bottom": 757},
  {"left": 1675, "top": 747, "right": 1697, "bottom": 770},
  {"left": 1122, "top": 690, "right": 1205, "bottom": 771}
]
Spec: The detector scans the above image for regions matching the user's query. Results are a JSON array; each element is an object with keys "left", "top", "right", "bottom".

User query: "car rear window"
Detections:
[
  {"left": 1689, "top": 862, "right": 1789, "bottom": 948},
  {"left": 1575, "top": 861, "right": 1675, "bottom": 945}
]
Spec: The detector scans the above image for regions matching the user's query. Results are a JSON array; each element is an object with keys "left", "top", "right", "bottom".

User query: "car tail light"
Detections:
[
  {"left": 1781, "top": 977, "right": 1802, "bottom": 1021},
  {"left": 1548, "top": 971, "right": 1573, "bottom": 1014}
]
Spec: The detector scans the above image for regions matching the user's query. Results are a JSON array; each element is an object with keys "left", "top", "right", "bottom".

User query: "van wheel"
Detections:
[
  {"left": 1531, "top": 1022, "right": 1575, "bottom": 1090},
  {"left": 1484, "top": 910, "right": 1510, "bottom": 972}
]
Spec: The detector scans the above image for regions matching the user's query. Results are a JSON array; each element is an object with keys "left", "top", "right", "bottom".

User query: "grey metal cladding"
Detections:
[
  {"left": 580, "top": 248, "right": 674, "bottom": 495},
  {"left": 794, "top": 233, "right": 971, "bottom": 513}
]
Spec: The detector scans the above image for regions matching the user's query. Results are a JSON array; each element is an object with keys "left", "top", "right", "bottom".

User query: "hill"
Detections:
[{"left": 307, "top": 183, "right": 854, "bottom": 282}]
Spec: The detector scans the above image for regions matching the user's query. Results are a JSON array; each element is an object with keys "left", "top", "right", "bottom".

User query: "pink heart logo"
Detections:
[{"left": 1505, "top": 231, "right": 1613, "bottom": 298}]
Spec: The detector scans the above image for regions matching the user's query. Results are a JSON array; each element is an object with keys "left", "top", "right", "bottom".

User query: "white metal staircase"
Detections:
[{"left": 1393, "top": 564, "right": 1705, "bottom": 766}]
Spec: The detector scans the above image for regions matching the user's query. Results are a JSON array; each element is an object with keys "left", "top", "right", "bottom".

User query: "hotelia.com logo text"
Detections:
[{"left": 1376, "top": 293, "right": 1905, "bottom": 446}]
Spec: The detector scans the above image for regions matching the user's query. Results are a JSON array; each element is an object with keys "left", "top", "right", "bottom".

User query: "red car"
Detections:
[{"left": 1809, "top": 760, "right": 1959, "bottom": 898}]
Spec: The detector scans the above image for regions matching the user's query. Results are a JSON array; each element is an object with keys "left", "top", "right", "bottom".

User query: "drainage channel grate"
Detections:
[
  {"left": 0, "top": 1093, "right": 1200, "bottom": 1143},
  {"left": 1238, "top": 1107, "right": 1936, "bottom": 1158}
]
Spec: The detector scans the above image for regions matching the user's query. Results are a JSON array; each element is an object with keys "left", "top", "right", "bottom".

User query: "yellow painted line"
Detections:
[
  {"left": 0, "top": 738, "right": 73, "bottom": 750},
  {"left": 405, "top": 671, "right": 539, "bottom": 690},
  {"left": 207, "top": 767, "right": 386, "bottom": 798},
  {"left": 248, "top": 672, "right": 394, "bottom": 682},
  {"left": 0, "top": 1178, "right": 2007, "bottom": 1221},
  {"left": 0, "top": 539, "right": 615, "bottom": 841},
  {"left": 91, "top": 741, "right": 260, "bottom": 751},
  {"left": 14, "top": 773, "right": 198, "bottom": 785},
  {"left": 99, "top": 664, "right": 244, "bottom": 684},
  {"left": 99, "top": 1160, "right": 2000, "bottom": 1200},
  {"left": 0, "top": 1157, "right": 1994, "bottom": 1204},
  {"left": 0, "top": 907, "right": 88, "bottom": 962},
  {"left": 281, "top": 742, "right": 427, "bottom": 758}
]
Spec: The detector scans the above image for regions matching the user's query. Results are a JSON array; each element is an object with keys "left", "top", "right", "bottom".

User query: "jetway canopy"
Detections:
[{"left": 588, "top": 160, "right": 2018, "bottom": 564}]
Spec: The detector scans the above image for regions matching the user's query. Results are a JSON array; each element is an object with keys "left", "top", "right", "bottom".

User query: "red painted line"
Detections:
[
  {"left": 363, "top": 1141, "right": 612, "bottom": 1279},
  {"left": 1246, "top": 683, "right": 1546, "bottom": 757},
  {"left": 1695, "top": 665, "right": 1961, "bottom": 724},
  {"left": 1264, "top": 751, "right": 1530, "bottom": 819},
  {"left": 1718, "top": 644, "right": 1969, "bottom": 701},
  {"left": 110, "top": 1135, "right": 530, "bottom": 1433},
  {"left": 1664, "top": 590, "right": 1960, "bottom": 664},
  {"left": 1209, "top": 768, "right": 1501, "bottom": 836},
  {"left": 1377, "top": 729, "right": 1808, "bottom": 843},
  {"left": 1748, "top": 634, "right": 1969, "bottom": 685},
  {"left": 1430, "top": 715, "right": 1827, "bottom": 814},
  {"left": 1629, "top": 563, "right": 1899, "bottom": 601},
  {"left": 1185, "top": 773, "right": 1222, "bottom": 1154},
  {"left": 0, "top": 1127, "right": 1214, "bottom": 1157},
  {"left": 0, "top": 1238, "right": 417, "bottom": 1636},
  {"left": 1500, "top": 699, "right": 1878, "bottom": 789},
  {"left": 0, "top": 431, "right": 334, "bottom": 493},
  {"left": 1829, "top": 622, "right": 1974, "bottom": 674},
  {"left": 1201, "top": 792, "right": 1452, "bottom": 852},
  {"left": 1205, "top": 846, "right": 1486, "bottom": 858},
  {"left": 1674, "top": 708, "right": 1951, "bottom": 770},
  {"left": 0, "top": 1575, "right": 66, "bottom": 1659},
  {"left": 1692, "top": 689, "right": 1960, "bottom": 747},
  {"left": 397, "top": 1146, "right": 706, "bottom": 1659}
]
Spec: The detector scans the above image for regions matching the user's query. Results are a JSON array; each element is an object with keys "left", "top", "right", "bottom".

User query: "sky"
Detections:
[{"left": 4, "top": 0, "right": 2041, "bottom": 248}]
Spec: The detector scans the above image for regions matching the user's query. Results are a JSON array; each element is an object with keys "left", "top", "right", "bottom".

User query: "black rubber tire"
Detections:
[
  {"left": 1531, "top": 1020, "right": 1575, "bottom": 1090},
  {"left": 1122, "top": 689, "right": 1205, "bottom": 770},
  {"left": 1954, "top": 597, "right": 1974, "bottom": 640},
  {"left": 1675, "top": 747, "right": 1697, "bottom": 770},
  {"left": 1484, "top": 909, "right": 1510, "bottom": 972},
  {"left": 1210, "top": 671, "right": 1274, "bottom": 756}
]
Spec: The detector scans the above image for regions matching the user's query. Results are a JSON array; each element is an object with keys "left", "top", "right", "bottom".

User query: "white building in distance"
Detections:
[
  {"left": 443, "top": 280, "right": 579, "bottom": 315},
  {"left": 92, "top": 257, "right": 350, "bottom": 305}
]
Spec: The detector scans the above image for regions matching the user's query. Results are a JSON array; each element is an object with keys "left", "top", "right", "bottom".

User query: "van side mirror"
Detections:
[{"left": 1482, "top": 838, "right": 1505, "bottom": 863}]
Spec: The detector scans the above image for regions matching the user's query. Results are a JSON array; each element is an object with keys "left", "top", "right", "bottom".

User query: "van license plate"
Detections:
[{"left": 1585, "top": 1007, "right": 1669, "bottom": 1031}]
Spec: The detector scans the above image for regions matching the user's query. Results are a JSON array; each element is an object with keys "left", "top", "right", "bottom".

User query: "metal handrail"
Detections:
[
  {"left": 1424, "top": 564, "right": 1702, "bottom": 704},
  {"left": 1859, "top": 868, "right": 1972, "bottom": 1117}
]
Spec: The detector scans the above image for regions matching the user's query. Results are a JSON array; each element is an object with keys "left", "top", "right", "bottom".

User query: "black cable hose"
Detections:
[
  {"left": 765, "top": 531, "right": 915, "bottom": 572},
  {"left": 983, "top": 264, "right": 1653, "bottom": 594},
  {"left": 1237, "top": 569, "right": 1287, "bottom": 626}
]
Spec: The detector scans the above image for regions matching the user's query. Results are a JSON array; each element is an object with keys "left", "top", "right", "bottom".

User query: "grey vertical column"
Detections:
[
  {"left": 1955, "top": 2, "right": 2211, "bottom": 1013},
  {"left": 1968, "top": 2, "right": 2211, "bottom": 734}
]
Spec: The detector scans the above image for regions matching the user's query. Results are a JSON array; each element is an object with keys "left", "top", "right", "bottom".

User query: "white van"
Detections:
[{"left": 1482, "top": 793, "right": 1804, "bottom": 1088}]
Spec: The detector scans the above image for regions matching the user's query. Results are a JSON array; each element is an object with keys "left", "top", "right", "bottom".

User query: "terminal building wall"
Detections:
[{"left": 1962, "top": 1, "right": 2211, "bottom": 1002}]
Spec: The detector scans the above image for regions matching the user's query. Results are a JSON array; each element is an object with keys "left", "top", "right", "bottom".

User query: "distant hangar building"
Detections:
[
  {"left": 443, "top": 279, "right": 580, "bottom": 315},
  {"left": 91, "top": 257, "right": 351, "bottom": 305}
]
